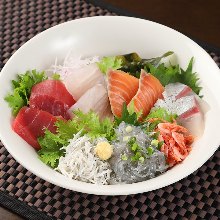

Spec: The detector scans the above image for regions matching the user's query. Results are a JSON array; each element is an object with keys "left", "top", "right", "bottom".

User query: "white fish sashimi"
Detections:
[
  {"left": 69, "top": 84, "right": 113, "bottom": 119},
  {"left": 63, "top": 63, "right": 105, "bottom": 100}
]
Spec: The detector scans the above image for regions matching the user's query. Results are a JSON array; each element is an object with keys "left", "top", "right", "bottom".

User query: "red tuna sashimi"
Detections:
[
  {"left": 108, "top": 70, "right": 139, "bottom": 117},
  {"left": 13, "top": 107, "right": 58, "bottom": 150},
  {"left": 29, "top": 80, "right": 75, "bottom": 119},
  {"left": 129, "top": 70, "right": 164, "bottom": 117}
]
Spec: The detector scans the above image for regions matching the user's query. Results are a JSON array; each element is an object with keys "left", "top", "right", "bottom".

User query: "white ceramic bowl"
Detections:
[{"left": 0, "top": 16, "right": 220, "bottom": 195}]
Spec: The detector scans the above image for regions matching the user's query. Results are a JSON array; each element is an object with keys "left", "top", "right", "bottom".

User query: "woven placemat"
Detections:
[{"left": 0, "top": 0, "right": 220, "bottom": 219}]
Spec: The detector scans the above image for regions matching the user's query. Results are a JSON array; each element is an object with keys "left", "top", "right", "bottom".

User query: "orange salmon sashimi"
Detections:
[
  {"left": 129, "top": 69, "right": 164, "bottom": 118},
  {"left": 108, "top": 70, "right": 139, "bottom": 117}
]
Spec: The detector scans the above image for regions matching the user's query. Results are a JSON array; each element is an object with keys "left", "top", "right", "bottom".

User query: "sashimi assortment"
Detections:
[
  {"left": 5, "top": 51, "right": 208, "bottom": 185},
  {"left": 30, "top": 79, "right": 75, "bottom": 119},
  {"left": 108, "top": 70, "right": 139, "bottom": 117},
  {"left": 129, "top": 69, "right": 164, "bottom": 118},
  {"left": 12, "top": 106, "right": 58, "bottom": 150}
]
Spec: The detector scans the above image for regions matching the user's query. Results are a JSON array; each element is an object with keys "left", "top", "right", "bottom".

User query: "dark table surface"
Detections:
[
  {"left": 1, "top": 0, "right": 219, "bottom": 219},
  {"left": 103, "top": 0, "right": 220, "bottom": 48}
]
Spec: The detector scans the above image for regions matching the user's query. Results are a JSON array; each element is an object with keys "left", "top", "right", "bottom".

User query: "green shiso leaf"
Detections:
[{"left": 4, "top": 70, "right": 48, "bottom": 116}]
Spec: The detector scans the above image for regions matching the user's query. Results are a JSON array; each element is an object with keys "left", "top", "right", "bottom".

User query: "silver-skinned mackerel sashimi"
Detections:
[
  {"left": 155, "top": 83, "right": 208, "bottom": 137},
  {"left": 69, "top": 83, "right": 113, "bottom": 120}
]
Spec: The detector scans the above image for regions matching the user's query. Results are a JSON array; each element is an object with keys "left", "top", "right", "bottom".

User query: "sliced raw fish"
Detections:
[
  {"left": 63, "top": 63, "right": 105, "bottom": 100},
  {"left": 108, "top": 69, "right": 139, "bottom": 117},
  {"left": 164, "top": 82, "right": 192, "bottom": 99},
  {"left": 29, "top": 80, "right": 75, "bottom": 119},
  {"left": 13, "top": 107, "right": 58, "bottom": 150},
  {"left": 155, "top": 83, "right": 208, "bottom": 137},
  {"left": 129, "top": 69, "right": 164, "bottom": 117},
  {"left": 177, "top": 96, "right": 209, "bottom": 137},
  {"left": 69, "top": 84, "right": 113, "bottom": 119}
]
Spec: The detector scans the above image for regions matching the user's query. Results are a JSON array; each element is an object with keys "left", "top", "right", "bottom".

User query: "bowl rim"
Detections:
[{"left": 0, "top": 16, "right": 220, "bottom": 195}]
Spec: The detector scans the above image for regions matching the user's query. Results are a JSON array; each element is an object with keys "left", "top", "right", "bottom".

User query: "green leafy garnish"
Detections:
[
  {"left": 38, "top": 130, "right": 66, "bottom": 168},
  {"left": 148, "top": 63, "right": 180, "bottom": 86},
  {"left": 97, "top": 52, "right": 173, "bottom": 77},
  {"left": 4, "top": 90, "right": 25, "bottom": 116},
  {"left": 147, "top": 107, "right": 177, "bottom": 122},
  {"left": 143, "top": 51, "right": 174, "bottom": 66},
  {"left": 72, "top": 110, "right": 116, "bottom": 141},
  {"left": 4, "top": 70, "right": 48, "bottom": 116},
  {"left": 115, "top": 103, "right": 141, "bottom": 126},
  {"left": 158, "top": 141, "right": 164, "bottom": 150},
  {"left": 139, "top": 156, "right": 145, "bottom": 163},
  {"left": 151, "top": 139, "right": 159, "bottom": 147},
  {"left": 149, "top": 57, "right": 201, "bottom": 95},
  {"left": 37, "top": 110, "right": 116, "bottom": 167},
  {"left": 97, "top": 52, "right": 201, "bottom": 95},
  {"left": 97, "top": 56, "right": 122, "bottom": 74},
  {"left": 146, "top": 108, "right": 177, "bottom": 131},
  {"left": 131, "top": 152, "right": 142, "bottom": 162},
  {"left": 179, "top": 58, "right": 202, "bottom": 95},
  {"left": 117, "top": 52, "right": 142, "bottom": 64},
  {"left": 127, "top": 137, "right": 145, "bottom": 162},
  {"left": 131, "top": 142, "right": 139, "bottom": 152},
  {"left": 119, "top": 51, "right": 174, "bottom": 78},
  {"left": 127, "top": 100, "right": 143, "bottom": 119},
  {"left": 54, "top": 119, "right": 78, "bottom": 143},
  {"left": 98, "top": 52, "right": 201, "bottom": 95},
  {"left": 121, "top": 154, "right": 128, "bottom": 161},
  {"left": 147, "top": 147, "right": 154, "bottom": 156}
]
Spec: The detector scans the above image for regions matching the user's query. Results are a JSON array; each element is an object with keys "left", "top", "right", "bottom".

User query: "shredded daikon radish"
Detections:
[
  {"left": 56, "top": 132, "right": 112, "bottom": 185},
  {"left": 48, "top": 51, "right": 100, "bottom": 80}
]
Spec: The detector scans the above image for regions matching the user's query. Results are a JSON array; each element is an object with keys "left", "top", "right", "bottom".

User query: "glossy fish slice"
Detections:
[
  {"left": 29, "top": 80, "right": 75, "bottom": 119},
  {"left": 108, "top": 70, "right": 139, "bottom": 117},
  {"left": 69, "top": 84, "right": 113, "bottom": 120},
  {"left": 63, "top": 63, "right": 105, "bottom": 100},
  {"left": 157, "top": 83, "right": 209, "bottom": 137},
  {"left": 13, "top": 107, "right": 59, "bottom": 150},
  {"left": 129, "top": 69, "right": 164, "bottom": 117}
]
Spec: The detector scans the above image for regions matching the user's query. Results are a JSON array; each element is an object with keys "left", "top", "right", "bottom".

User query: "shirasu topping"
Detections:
[
  {"left": 109, "top": 122, "right": 168, "bottom": 184},
  {"left": 56, "top": 132, "right": 112, "bottom": 185}
]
